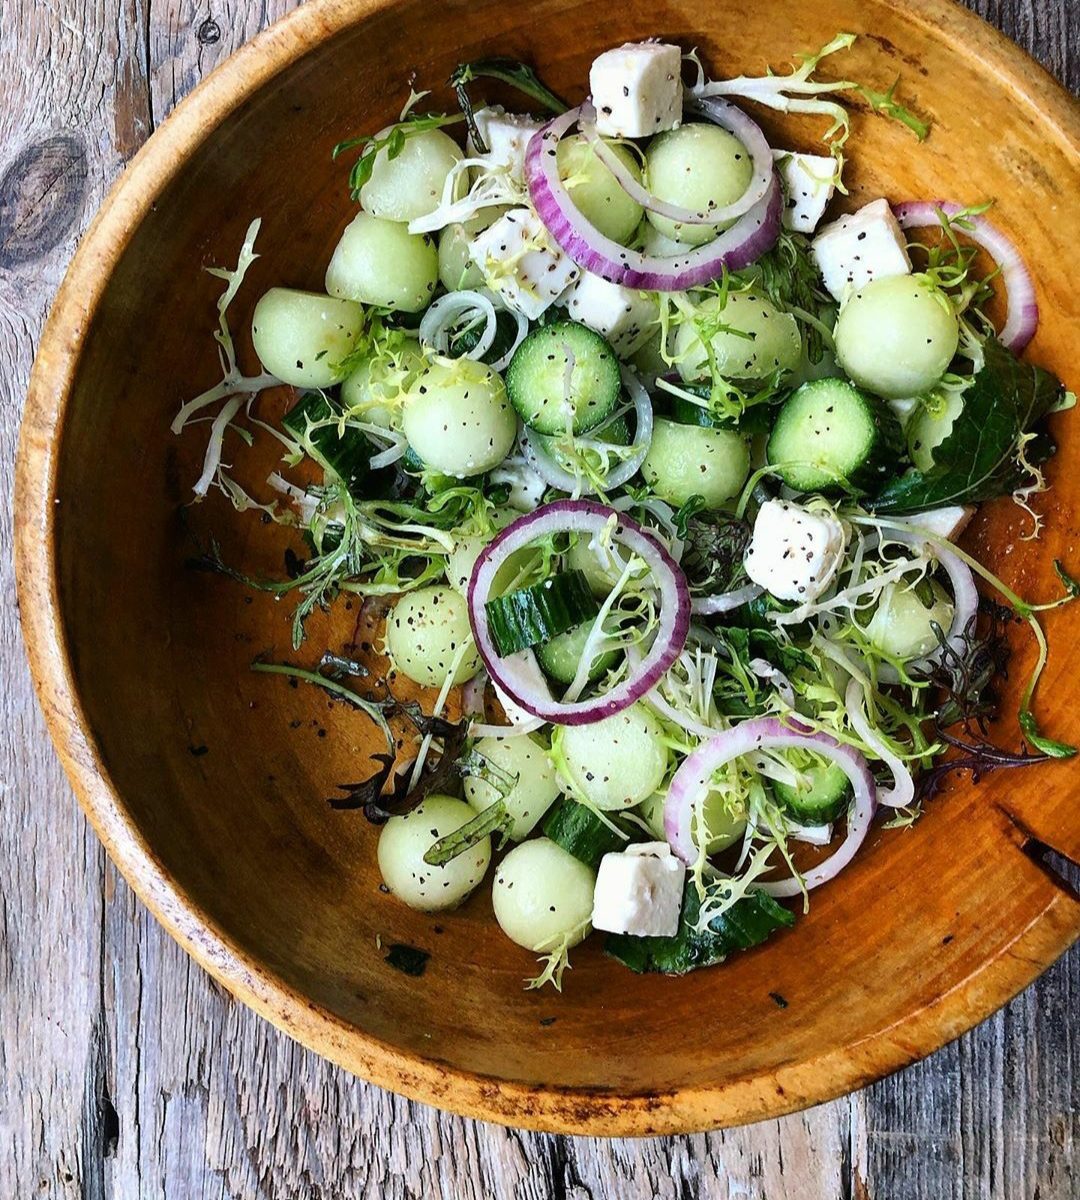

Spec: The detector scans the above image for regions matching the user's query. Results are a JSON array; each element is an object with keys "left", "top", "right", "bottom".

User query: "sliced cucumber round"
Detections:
[
  {"left": 505, "top": 320, "right": 621, "bottom": 435},
  {"left": 766, "top": 378, "right": 904, "bottom": 495},
  {"left": 536, "top": 619, "right": 619, "bottom": 684},
  {"left": 772, "top": 756, "right": 851, "bottom": 825}
]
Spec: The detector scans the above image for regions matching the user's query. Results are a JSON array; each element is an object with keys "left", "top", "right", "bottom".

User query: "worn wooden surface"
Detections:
[{"left": 0, "top": 1, "right": 1076, "bottom": 1196}]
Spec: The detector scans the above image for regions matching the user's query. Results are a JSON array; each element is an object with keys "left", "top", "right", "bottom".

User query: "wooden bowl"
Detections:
[{"left": 15, "top": 0, "right": 1080, "bottom": 1135}]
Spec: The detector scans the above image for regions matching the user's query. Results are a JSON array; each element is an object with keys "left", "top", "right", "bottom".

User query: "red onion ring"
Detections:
[
  {"left": 893, "top": 201, "right": 1039, "bottom": 352},
  {"left": 525, "top": 108, "right": 782, "bottom": 291},
  {"left": 577, "top": 97, "right": 773, "bottom": 228},
  {"left": 663, "top": 716, "right": 877, "bottom": 896},
  {"left": 467, "top": 500, "right": 691, "bottom": 725},
  {"left": 691, "top": 582, "right": 764, "bottom": 616},
  {"left": 875, "top": 527, "right": 979, "bottom": 686}
]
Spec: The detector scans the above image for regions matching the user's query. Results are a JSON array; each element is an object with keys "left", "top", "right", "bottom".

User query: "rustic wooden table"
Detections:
[{"left": 1, "top": 2, "right": 1077, "bottom": 1197}]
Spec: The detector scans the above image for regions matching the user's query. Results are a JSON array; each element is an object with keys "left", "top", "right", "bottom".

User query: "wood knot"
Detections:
[
  {"left": 197, "top": 18, "right": 221, "bottom": 45},
  {"left": 0, "top": 134, "right": 87, "bottom": 269}
]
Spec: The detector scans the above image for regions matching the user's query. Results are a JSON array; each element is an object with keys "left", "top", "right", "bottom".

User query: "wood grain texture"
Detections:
[{"left": 0, "top": 0, "right": 1076, "bottom": 1195}]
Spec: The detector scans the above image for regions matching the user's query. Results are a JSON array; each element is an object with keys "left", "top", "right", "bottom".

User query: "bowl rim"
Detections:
[{"left": 13, "top": 0, "right": 1080, "bottom": 1135}]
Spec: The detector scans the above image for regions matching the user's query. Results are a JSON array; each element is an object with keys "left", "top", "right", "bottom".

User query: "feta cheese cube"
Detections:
[
  {"left": 893, "top": 505, "right": 975, "bottom": 543},
  {"left": 469, "top": 207, "right": 580, "bottom": 320},
  {"left": 589, "top": 42, "right": 683, "bottom": 139},
  {"left": 562, "top": 271, "right": 659, "bottom": 356},
  {"left": 591, "top": 841, "right": 686, "bottom": 937},
  {"left": 773, "top": 148, "right": 837, "bottom": 234},
  {"left": 744, "top": 499, "right": 848, "bottom": 603},
  {"left": 468, "top": 105, "right": 543, "bottom": 182},
  {"left": 811, "top": 198, "right": 912, "bottom": 300}
]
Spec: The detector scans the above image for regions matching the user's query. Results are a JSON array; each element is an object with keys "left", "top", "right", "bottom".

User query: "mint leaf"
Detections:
[{"left": 871, "top": 340, "right": 1065, "bottom": 513}]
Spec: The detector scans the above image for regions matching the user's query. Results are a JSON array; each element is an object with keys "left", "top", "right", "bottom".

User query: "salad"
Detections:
[{"left": 176, "top": 35, "right": 1077, "bottom": 989}]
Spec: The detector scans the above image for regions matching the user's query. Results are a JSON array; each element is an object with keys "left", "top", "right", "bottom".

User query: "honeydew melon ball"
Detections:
[
  {"left": 377, "top": 795, "right": 491, "bottom": 911},
  {"left": 645, "top": 123, "right": 754, "bottom": 246},
  {"left": 402, "top": 356, "right": 516, "bottom": 478},
  {"left": 445, "top": 507, "right": 528, "bottom": 596},
  {"left": 464, "top": 734, "right": 561, "bottom": 840},
  {"left": 250, "top": 288, "right": 365, "bottom": 388},
  {"left": 438, "top": 223, "right": 486, "bottom": 292},
  {"left": 326, "top": 212, "right": 439, "bottom": 312},
  {"left": 359, "top": 127, "right": 464, "bottom": 222},
  {"left": 673, "top": 291, "right": 802, "bottom": 382},
  {"left": 834, "top": 275, "right": 960, "bottom": 399},
  {"left": 340, "top": 337, "right": 426, "bottom": 429},
  {"left": 637, "top": 791, "right": 746, "bottom": 853},
  {"left": 492, "top": 838, "right": 596, "bottom": 950},
  {"left": 867, "top": 579, "right": 955, "bottom": 660},
  {"left": 386, "top": 585, "right": 482, "bottom": 688},
  {"left": 640, "top": 417, "right": 750, "bottom": 509},
  {"left": 559, "top": 704, "right": 668, "bottom": 811},
  {"left": 557, "top": 134, "right": 644, "bottom": 245}
]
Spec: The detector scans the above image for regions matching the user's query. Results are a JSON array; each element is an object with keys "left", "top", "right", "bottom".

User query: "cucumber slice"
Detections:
[
  {"left": 772, "top": 757, "right": 851, "bottom": 824},
  {"left": 536, "top": 619, "right": 619, "bottom": 684},
  {"left": 485, "top": 570, "right": 599, "bottom": 657},
  {"left": 541, "top": 797, "right": 637, "bottom": 869},
  {"left": 505, "top": 320, "right": 621, "bottom": 435},
  {"left": 766, "top": 378, "right": 904, "bottom": 495},
  {"left": 283, "top": 391, "right": 369, "bottom": 497}
]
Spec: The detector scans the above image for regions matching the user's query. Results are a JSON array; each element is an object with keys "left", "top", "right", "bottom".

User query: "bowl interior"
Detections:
[{"left": 26, "top": 0, "right": 1080, "bottom": 1132}]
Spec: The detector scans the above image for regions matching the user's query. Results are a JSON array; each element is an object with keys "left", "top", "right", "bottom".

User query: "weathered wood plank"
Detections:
[{"left": 0, "top": 1, "right": 1075, "bottom": 1198}]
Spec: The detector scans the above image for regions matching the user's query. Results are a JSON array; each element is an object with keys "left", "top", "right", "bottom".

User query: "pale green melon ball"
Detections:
[
  {"left": 492, "top": 838, "right": 596, "bottom": 950},
  {"left": 557, "top": 135, "right": 644, "bottom": 245},
  {"left": 326, "top": 212, "right": 438, "bottom": 312},
  {"left": 251, "top": 288, "right": 365, "bottom": 388},
  {"left": 674, "top": 291, "right": 802, "bottom": 383},
  {"left": 835, "top": 275, "right": 960, "bottom": 399},
  {"left": 464, "top": 734, "right": 560, "bottom": 840},
  {"left": 386, "top": 585, "right": 482, "bottom": 688},
  {"left": 645, "top": 123, "right": 754, "bottom": 245},
  {"left": 559, "top": 704, "right": 668, "bottom": 811},
  {"left": 402, "top": 356, "right": 516, "bottom": 477},
  {"left": 377, "top": 795, "right": 491, "bottom": 911}
]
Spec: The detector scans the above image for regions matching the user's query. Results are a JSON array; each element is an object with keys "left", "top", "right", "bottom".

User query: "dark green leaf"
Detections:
[
  {"left": 871, "top": 340, "right": 1066, "bottom": 513},
  {"left": 605, "top": 883, "right": 795, "bottom": 975}
]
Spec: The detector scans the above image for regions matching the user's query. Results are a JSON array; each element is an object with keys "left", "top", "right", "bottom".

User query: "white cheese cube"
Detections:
[
  {"left": 744, "top": 499, "right": 848, "bottom": 603},
  {"left": 886, "top": 395, "right": 922, "bottom": 427},
  {"left": 591, "top": 841, "right": 686, "bottom": 937},
  {"left": 811, "top": 198, "right": 912, "bottom": 301},
  {"left": 562, "top": 271, "right": 659, "bottom": 356},
  {"left": 469, "top": 207, "right": 580, "bottom": 320},
  {"left": 773, "top": 149, "right": 837, "bottom": 234},
  {"left": 589, "top": 42, "right": 683, "bottom": 139},
  {"left": 893, "top": 505, "right": 975, "bottom": 543},
  {"left": 468, "top": 105, "right": 543, "bottom": 182}
]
